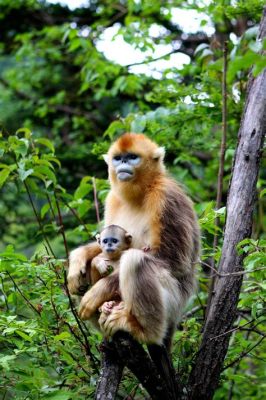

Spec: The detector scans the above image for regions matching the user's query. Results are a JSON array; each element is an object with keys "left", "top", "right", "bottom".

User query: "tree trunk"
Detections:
[
  {"left": 95, "top": 332, "right": 176, "bottom": 399},
  {"left": 95, "top": 339, "right": 124, "bottom": 400},
  {"left": 188, "top": 9, "right": 266, "bottom": 400}
]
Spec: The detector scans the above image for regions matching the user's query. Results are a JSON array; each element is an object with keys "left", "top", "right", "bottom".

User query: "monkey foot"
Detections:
[
  {"left": 98, "top": 300, "right": 119, "bottom": 315},
  {"left": 142, "top": 245, "right": 151, "bottom": 252},
  {"left": 99, "top": 302, "right": 128, "bottom": 337}
]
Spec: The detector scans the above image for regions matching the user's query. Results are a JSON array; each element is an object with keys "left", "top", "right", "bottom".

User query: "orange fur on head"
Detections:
[
  {"left": 107, "top": 133, "right": 166, "bottom": 202},
  {"left": 108, "top": 133, "right": 163, "bottom": 160}
]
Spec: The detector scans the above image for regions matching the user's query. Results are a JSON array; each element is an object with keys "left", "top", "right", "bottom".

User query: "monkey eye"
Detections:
[
  {"left": 113, "top": 155, "right": 121, "bottom": 161},
  {"left": 112, "top": 239, "right": 118, "bottom": 243},
  {"left": 103, "top": 239, "right": 108, "bottom": 244},
  {"left": 128, "top": 154, "right": 138, "bottom": 160}
]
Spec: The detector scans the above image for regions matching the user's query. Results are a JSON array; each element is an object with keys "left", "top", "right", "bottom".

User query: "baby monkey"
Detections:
[{"left": 90, "top": 224, "right": 132, "bottom": 285}]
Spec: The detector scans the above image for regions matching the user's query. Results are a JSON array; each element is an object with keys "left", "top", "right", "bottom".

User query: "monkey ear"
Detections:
[
  {"left": 153, "top": 147, "right": 165, "bottom": 161},
  {"left": 103, "top": 154, "right": 109, "bottom": 164},
  {"left": 125, "top": 233, "right": 132, "bottom": 245},
  {"left": 96, "top": 233, "right": 101, "bottom": 244}
]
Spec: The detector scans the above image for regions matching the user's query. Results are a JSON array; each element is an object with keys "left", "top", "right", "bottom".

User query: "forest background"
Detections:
[{"left": 0, "top": 0, "right": 265, "bottom": 399}]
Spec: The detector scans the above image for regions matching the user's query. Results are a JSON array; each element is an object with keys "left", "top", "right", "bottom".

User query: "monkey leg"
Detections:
[
  {"left": 79, "top": 272, "right": 119, "bottom": 320},
  {"left": 101, "top": 249, "right": 168, "bottom": 344},
  {"left": 68, "top": 242, "right": 101, "bottom": 295}
]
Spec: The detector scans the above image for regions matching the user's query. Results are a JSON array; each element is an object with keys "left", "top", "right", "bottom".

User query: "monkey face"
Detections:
[
  {"left": 100, "top": 235, "right": 124, "bottom": 259},
  {"left": 104, "top": 134, "right": 166, "bottom": 186},
  {"left": 111, "top": 153, "right": 141, "bottom": 181},
  {"left": 97, "top": 225, "right": 132, "bottom": 259}
]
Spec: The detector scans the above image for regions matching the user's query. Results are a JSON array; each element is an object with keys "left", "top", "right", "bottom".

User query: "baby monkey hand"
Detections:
[{"left": 95, "top": 258, "right": 109, "bottom": 276}]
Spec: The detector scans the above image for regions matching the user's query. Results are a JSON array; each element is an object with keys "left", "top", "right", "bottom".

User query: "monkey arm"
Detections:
[
  {"left": 79, "top": 271, "right": 120, "bottom": 320},
  {"left": 90, "top": 255, "right": 110, "bottom": 285},
  {"left": 68, "top": 242, "right": 101, "bottom": 295}
]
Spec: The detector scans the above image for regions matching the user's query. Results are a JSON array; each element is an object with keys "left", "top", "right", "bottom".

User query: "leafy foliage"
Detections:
[{"left": 0, "top": 0, "right": 265, "bottom": 399}]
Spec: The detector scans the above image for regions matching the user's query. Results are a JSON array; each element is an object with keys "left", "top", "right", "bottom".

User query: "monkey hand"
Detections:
[
  {"left": 68, "top": 243, "right": 101, "bottom": 295},
  {"left": 78, "top": 290, "right": 96, "bottom": 320},
  {"left": 142, "top": 245, "right": 151, "bottom": 252},
  {"left": 68, "top": 247, "right": 90, "bottom": 295},
  {"left": 99, "top": 302, "right": 128, "bottom": 337},
  {"left": 95, "top": 259, "right": 110, "bottom": 276}
]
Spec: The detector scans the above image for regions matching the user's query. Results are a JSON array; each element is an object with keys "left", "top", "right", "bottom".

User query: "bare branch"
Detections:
[
  {"left": 200, "top": 260, "right": 266, "bottom": 277},
  {"left": 92, "top": 177, "right": 101, "bottom": 224},
  {"left": 222, "top": 335, "right": 266, "bottom": 371}
]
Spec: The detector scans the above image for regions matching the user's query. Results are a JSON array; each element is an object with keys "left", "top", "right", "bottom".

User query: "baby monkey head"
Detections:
[{"left": 96, "top": 225, "right": 132, "bottom": 260}]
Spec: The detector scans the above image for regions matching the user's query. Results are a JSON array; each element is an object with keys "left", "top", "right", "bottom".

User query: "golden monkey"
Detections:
[
  {"left": 68, "top": 133, "right": 200, "bottom": 350},
  {"left": 90, "top": 224, "right": 132, "bottom": 284}
]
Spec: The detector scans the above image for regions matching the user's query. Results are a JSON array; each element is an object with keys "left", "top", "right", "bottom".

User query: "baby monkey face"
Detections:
[{"left": 97, "top": 225, "right": 132, "bottom": 259}]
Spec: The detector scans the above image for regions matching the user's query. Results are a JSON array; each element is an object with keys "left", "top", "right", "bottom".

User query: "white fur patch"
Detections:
[
  {"left": 153, "top": 146, "right": 165, "bottom": 161},
  {"left": 103, "top": 154, "right": 109, "bottom": 164}
]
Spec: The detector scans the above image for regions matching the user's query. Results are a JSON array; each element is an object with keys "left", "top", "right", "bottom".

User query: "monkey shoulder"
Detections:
[{"left": 157, "top": 179, "right": 200, "bottom": 274}]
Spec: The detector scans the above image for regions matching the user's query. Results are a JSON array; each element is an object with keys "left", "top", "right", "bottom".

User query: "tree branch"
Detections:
[{"left": 96, "top": 332, "right": 178, "bottom": 400}]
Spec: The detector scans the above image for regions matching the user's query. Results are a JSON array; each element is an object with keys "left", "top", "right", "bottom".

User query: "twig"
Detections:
[
  {"left": 24, "top": 184, "right": 96, "bottom": 365},
  {"left": 215, "top": 40, "right": 228, "bottom": 229},
  {"left": 62, "top": 267, "right": 98, "bottom": 366},
  {"left": 50, "top": 285, "right": 98, "bottom": 370},
  {"left": 23, "top": 179, "right": 55, "bottom": 257},
  {"left": 61, "top": 199, "right": 90, "bottom": 234},
  {"left": 209, "top": 318, "right": 256, "bottom": 340},
  {"left": 182, "top": 305, "right": 203, "bottom": 320},
  {"left": 6, "top": 271, "right": 41, "bottom": 315},
  {"left": 51, "top": 192, "right": 97, "bottom": 366},
  {"left": 54, "top": 190, "right": 69, "bottom": 258},
  {"left": 222, "top": 335, "right": 265, "bottom": 371},
  {"left": 126, "top": 50, "right": 178, "bottom": 67},
  {"left": 206, "top": 41, "right": 228, "bottom": 318},
  {"left": 0, "top": 77, "right": 94, "bottom": 120},
  {"left": 92, "top": 177, "right": 100, "bottom": 224},
  {"left": 0, "top": 275, "right": 9, "bottom": 311},
  {"left": 46, "top": 193, "right": 56, "bottom": 220},
  {"left": 200, "top": 260, "right": 266, "bottom": 277}
]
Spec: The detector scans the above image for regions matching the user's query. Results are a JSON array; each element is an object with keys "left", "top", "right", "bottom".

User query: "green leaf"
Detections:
[
  {"left": 18, "top": 167, "right": 34, "bottom": 181},
  {"left": 16, "top": 330, "right": 33, "bottom": 342},
  {"left": 41, "top": 203, "right": 51, "bottom": 219},
  {"left": 74, "top": 183, "right": 92, "bottom": 200},
  {"left": 41, "top": 391, "right": 72, "bottom": 400},
  {"left": 0, "top": 355, "right": 16, "bottom": 370},
  {"left": 260, "top": 188, "right": 266, "bottom": 198},
  {"left": 0, "top": 168, "right": 11, "bottom": 188},
  {"left": 35, "top": 138, "right": 55, "bottom": 153},
  {"left": 33, "top": 166, "right": 57, "bottom": 184},
  {"left": 53, "top": 332, "right": 71, "bottom": 341}
]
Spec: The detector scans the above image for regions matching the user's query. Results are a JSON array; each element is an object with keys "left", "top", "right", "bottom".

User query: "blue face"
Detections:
[
  {"left": 112, "top": 153, "right": 141, "bottom": 181},
  {"left": 101, "top": 237, "right": 119, "bottom": 253}
]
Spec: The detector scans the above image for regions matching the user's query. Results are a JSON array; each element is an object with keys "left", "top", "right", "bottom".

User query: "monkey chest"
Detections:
[{"left": 106, "top": 207, "right": 151, "bottom": 249}]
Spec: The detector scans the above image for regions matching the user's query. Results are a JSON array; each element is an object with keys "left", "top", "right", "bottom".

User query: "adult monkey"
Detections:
[{"left": 68, "top": 133, "right": 200, "bottom": 351}]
